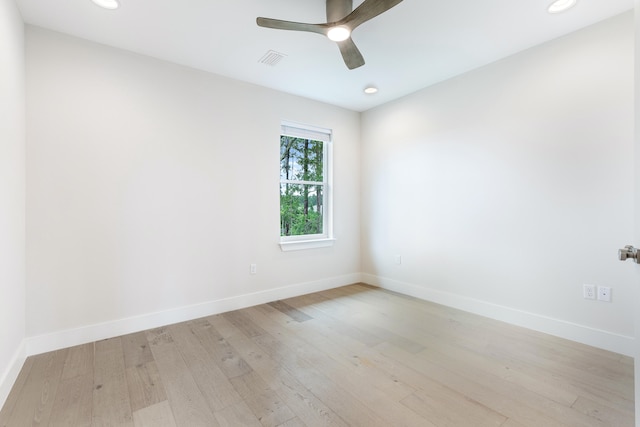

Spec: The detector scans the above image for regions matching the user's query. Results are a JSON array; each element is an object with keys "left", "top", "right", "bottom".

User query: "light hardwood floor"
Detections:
[{"left": 0, "top": 284, "right": 634, "bottom": 426}]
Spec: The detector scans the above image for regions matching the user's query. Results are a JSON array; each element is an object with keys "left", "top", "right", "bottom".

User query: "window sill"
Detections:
[{"left": 279, "top": 238, "right": 336, "bottom": 252}]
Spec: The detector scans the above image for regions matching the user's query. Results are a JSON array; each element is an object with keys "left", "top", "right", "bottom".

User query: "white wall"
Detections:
[
  {"left": 25, "top": 27, "right": 361, "bottom": 351},
  {"left": 0, "top": 0, "right": 26, "bottom": 408},
  {"left": 361, "top": 12, "right": 635, "bottom": 355}
]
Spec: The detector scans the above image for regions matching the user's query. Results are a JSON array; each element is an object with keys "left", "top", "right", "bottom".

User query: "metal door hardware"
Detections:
[{"left": 618, "top": 245, "right": 639, "bottom": 263}]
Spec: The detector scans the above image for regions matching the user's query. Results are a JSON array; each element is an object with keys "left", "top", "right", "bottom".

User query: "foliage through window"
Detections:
[{"left": 280, "top": 123, "right": 331, "bottom": 240}]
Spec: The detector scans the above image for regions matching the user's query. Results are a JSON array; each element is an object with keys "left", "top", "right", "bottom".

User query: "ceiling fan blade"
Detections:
[
  {"left": 340, "top": 0, "right": 403, "bottom": 30},
  {"left": 326, "top": 0, "right": 352, "bottom": 22},
  {"left": 337, "top": 38, "right": 365, "bottom": 70},
  {"left": 257, "top": 17, "right": 328, "bottom": 37}
]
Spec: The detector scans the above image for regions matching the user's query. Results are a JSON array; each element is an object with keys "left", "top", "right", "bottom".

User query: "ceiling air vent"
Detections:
[{"left": 259, "top": 50, "right": 287, "bottom": 66}]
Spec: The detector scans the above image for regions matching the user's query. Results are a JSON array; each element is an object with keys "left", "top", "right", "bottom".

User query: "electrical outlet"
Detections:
[
  {"left": 597, "top": 286, "right": 611, "bottom": 302},
  {"left": 583, "top": 284, "right": 596, "bottom": 300},
  {"left": 250, "top": 264, "right": 257, "bottom": 275},
  {"left": 395, "top": 254, "right": 402, "bottom": 265}
]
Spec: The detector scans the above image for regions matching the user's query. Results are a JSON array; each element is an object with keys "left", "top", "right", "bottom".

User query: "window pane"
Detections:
[
  {"left": 280, "top": 136, "right": 324, "bottom": 182},
  {"left": 280, "top": 183, "right": 324, "bottom": 237}
]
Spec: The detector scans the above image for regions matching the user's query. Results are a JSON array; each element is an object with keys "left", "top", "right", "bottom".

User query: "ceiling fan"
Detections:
[{"left": 257, "top": 0, "right": 404, "bottom": 70}]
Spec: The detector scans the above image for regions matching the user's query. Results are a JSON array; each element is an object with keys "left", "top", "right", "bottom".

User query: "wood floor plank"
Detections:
[
  {"left": 209, "top": 315, "right": 350, "bottom": 427},
  {"left": 0, "top": 284, "right": 633, "bottom": 427},
  {"left": 571, "top": 396, "right": 634, "bottom": 427},
  {"left": 348, "top": 284, "right": 631, "bottom": 386},
  {"left": 188, "top": 318, "right": 253, "bottom": 379},
  {"left": 146, "top": 327, "right": 220, "bottom": 426},
  {"left": 324, "top": 284, "right": 630, "bottom": 384},
  {"left": 250, "top": 332, "right": 392, "bottom": 427},
  {"left": 267, "top": 300, "right": 313, "bottom": 323},
  {"left": 132, "top": 400, "right": 177, "bottom": 427},
  {"left": 255, "top": 301, "right": 418, "bottom": 402},
  {"left": 324, "top": 286, "right": 511, "bottom": 352},
  {"left": 302, "top": 286, "right": 629, "bottom": 422},
  {"left": 0, "top": 356, "right": 35, "bottom": 425},
  {"left": 125, "top": 361, "right": 167, "bottom": 412},
  {"left": 244, "top": 307, "right": 435, "bottom": 427},
  {"left": 48, "top": 373, "right": 93, "bottom": 427},
  {"left": 297, "top": 289, "right": 589, "bottom": 411},
  {"left": 48, "top": 343, "right": 94, "bottom": 426},
  {"left": 276, "top": 296, "right": 384, "bottom": 348},
  {"left": 306, "top": 288, "right": 477, "bottom": 353},
  {"left": 378, "top": 341, "right": 613, "bottom": 427},
  {"left": 92, "top": 338, "right": 133, "bottom": 427},
  {"left": 222, "top": 310, "right": 268, "bottom": 338},
  {"left": 412, "top": 333, "right": 580, "bottom": 408},
  {"left": 276, "top": 417, "right": 307, "bottom": 427},
  {"left": 168, "top": 321, "right": 243, "bottom": 412},
  {"left": 316, "top": 294, "right": 577, "bottom": 412},
  {"left": 229, "top": 370, "right": 297, "bottom": 427},
  {"left": 213, "top": 401, "right": 262, "bottom": 427},
  {"left": 265, "top": 300, "right": 434, "bottom": 403},
  {"left": 319, "top": 286, "right": 633, "bottom": 426},
  {"left": 261, "top": 293, "right": 633, "bottom": 427},
  {"left": 500, "top": 419, "right": 529, "bottom": 427},
  {"left": 122, "top": 331, "right": 155, "bottom": 369},
  {"left": 3, "top": 349, "right": 67, "bottom": 427},
  {"left": 483, "top": 342, "right": 634, "bottom": 415},
  {"left": 401, "top": 387, "right": 506, "bottom": 427},
  {"left": 60, "top": 343, "right": 93, "bottom": 380},
  {"left": 297, "top": 291, "right": 429, "bottom": 352}
]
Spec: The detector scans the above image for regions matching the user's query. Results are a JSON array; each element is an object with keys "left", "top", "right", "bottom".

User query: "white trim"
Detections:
[
  {"left": 0, "top": 340, "right": 26, "bottom": 411},
  {"left": 279, "top": 238, "right": 336, "bottom": 252},
  {"left": 279, "top": 120, "right": 333, "bottom": 244},
  {"left": 281, "top": 179, "right": 324, "bottom": 186},
  {"left": 24, "top": 273, "right": 362, "bottom": 357},
  {"left": 281, "top": 121, "right": 332, "bottom": 142},
  {"left": 362, "top": 273, "right": 635, "bottom": 357}
]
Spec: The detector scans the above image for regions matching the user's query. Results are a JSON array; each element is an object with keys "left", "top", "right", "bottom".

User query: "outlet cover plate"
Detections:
[
  {"left": 583, "top": 284, "right": 596, "bottom": 300},
  {"left": 597, "top": 286, "right": 611, "bottom": 302}
]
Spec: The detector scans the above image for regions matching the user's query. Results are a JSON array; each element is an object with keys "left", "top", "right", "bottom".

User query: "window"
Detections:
[{"left": 279, "top": 121, "right": 334, "bottom": 251}]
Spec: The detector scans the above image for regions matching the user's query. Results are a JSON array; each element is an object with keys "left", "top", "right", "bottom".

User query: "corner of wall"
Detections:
[{"left": 0, "top": 340, "right": 27, "bottom": 412}]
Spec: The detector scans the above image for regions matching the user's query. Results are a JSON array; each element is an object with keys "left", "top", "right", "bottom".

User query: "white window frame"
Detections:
[{"left": 279, "top": 121, "right": 334, "bottom": 252}]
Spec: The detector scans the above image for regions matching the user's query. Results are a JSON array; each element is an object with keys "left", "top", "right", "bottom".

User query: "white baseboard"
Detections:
[
  {"left": 25, "top": 273, "right": 362, "bottom": 357},
  {"left": 0, "top": 340, "right": 26, "bottom": 412},
  {"left": 362, "top": 273, "right": 635, "bottom": 357}
]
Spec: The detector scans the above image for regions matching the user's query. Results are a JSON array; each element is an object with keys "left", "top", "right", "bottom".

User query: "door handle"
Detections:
[{"left": 618, "top": 245, "right": 639, "bottom": 263}]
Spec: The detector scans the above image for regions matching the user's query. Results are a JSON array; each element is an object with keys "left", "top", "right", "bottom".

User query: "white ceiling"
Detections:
[{"left": 16, "top": 0, "right": 633, "bottom": 112}]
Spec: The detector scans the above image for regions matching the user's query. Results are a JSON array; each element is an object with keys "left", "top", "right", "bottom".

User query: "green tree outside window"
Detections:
[{"left": 280, "top": 135, "right": 325, "bottom": 237}]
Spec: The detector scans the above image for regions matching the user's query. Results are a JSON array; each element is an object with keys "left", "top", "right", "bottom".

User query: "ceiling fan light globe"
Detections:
[
  {"left": 547, "top": 0, "right": 577, "bottom": 13},
  {"left": 327, "top": 26, "right": 351, "bottom": 42}
]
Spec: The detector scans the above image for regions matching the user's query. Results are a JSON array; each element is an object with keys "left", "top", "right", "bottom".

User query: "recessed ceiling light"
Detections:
[
  {"left": 364, "top": 86, "right": 378, "bottom": 94},
  {"left": 91, "top": 0, "right": 119, "bottom": 10},
  {"left": 548, "top": 0, "right": 577, "bottom": 14},
  {"left": 327, "top": 26, "right": 351, "bottom": 42}
]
